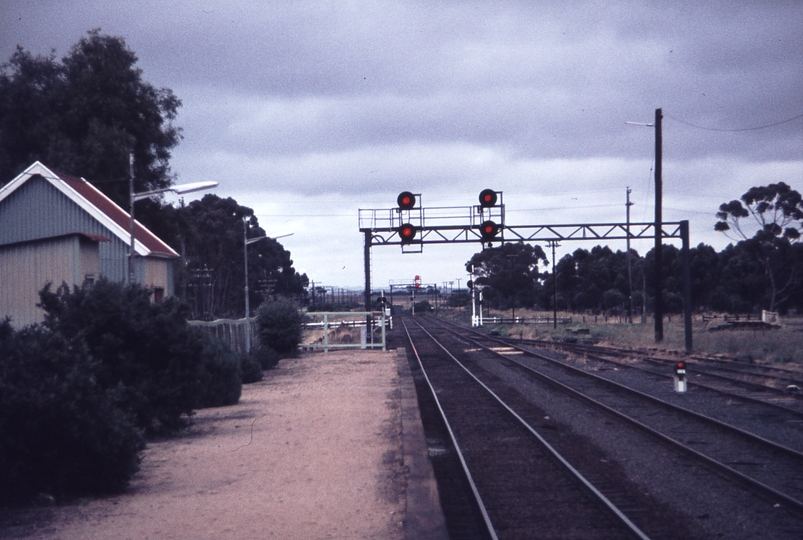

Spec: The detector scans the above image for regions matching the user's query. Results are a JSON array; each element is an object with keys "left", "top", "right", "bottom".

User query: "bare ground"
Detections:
[{"left": 1, "top": 350, "right": 406, "bottom": 540}]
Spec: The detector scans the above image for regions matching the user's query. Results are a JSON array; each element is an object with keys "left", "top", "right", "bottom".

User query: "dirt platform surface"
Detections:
[{"left": 1, "top": 349, "right": 445, "bottom": 540}]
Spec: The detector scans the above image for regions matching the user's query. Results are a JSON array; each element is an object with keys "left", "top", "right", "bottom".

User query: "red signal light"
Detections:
[
  {"left": 479, "top": 189, "right": 498, "bottom": 208},
  {"left": 399, "top": 223, "right": 417, "bottom": 243},
  {"left": 397, "top": 191, "right": 416, "bottom": 210},
  {"left": 675, "top": 361, "right": 686, "bottom": 375},
  {"left": 479, "top": 220, "right": 499, "bottom": 240}
]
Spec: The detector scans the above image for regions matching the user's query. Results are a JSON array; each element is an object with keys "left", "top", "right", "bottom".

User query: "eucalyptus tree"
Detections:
[
  {"left": 715, "top": 182, "right": 803, "bottom": 311},
  {"left": 466, "top": 242, "right": 548, "bottom": 313},
  {"left": 170, "top": 194, "right": 308, "bottom": 319},
  {"left": 0, "top": 29, "right": 181, "bottom": 207}
]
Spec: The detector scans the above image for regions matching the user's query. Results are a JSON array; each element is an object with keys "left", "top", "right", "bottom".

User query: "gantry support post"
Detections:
[
  {"left": 364, "top": 230, "right": 372, "bottom": 330},
  {"left": 681, "top": 220, "right": 693, "bottom": 353}
]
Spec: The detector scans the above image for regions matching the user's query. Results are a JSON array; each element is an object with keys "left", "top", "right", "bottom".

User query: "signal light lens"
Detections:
[
  {"left": 399, "top": 223, "right": 417, "bottom": 243},
  {"left": 397, "top": 191, "right": 416, "bottom": 210},
  {"left": 479, "top": 189, "right": 498, "bottom": 207},
  {"left": 479, "top": 220, "right": 499, "bottom": 240}
]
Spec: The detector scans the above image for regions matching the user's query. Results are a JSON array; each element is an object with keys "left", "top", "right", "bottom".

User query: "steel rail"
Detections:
[
  {"left": 539, "top": 338, "right": 803, "bottom": 411},
  {"left": 404, "top": 317, "right": 653, "bottom": 540},
  {"left": 400, "top": 318, "right": 499, "bottom": 540},
  {"left": 530, "top": 337, "right": 803, "bottom": 383},
  {"left": 430, "top": 317, "right": 803, "bottom": 515},
  {"left": 438, "top": 318, "right": 803, "bottom": 460},
  {"left": 516, "top": 337, "right": 803, "bottom": 417}
]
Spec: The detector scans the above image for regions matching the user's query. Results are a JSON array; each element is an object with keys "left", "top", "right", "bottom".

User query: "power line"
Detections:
[{"left": 666, "top": 111, "right": 803, "bottom": 132}]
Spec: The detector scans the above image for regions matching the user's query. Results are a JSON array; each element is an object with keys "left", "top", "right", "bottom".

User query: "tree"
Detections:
[
  {"left": 715, "top": 182, "right": 803, "bottom": 311},
  {"left": 166, "top": 194, "right": 308, "bottom": 319},
  {"left": 554, "top": 246, "right": 640, "bottom": 313},
  {"left": 0, "top": 30, "right": 182, "bottom": 208},
  {"left": 709, "top": 243, "right": 766, "bottom": 313},
  {"left": 466, "top": 242, "right": 548, "bottom": 313}
]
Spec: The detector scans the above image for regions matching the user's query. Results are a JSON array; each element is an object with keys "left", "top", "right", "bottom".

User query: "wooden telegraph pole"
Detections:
[{"left": 654, "top": 108, "right": 664, "bottom": 343}]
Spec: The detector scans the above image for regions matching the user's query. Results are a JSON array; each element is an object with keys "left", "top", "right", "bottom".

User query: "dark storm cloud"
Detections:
[
  {"left": 1, "top": 0, "right": 800, "bottom": 286},
  {"left": 4, "top": 0, "right": 800, "bottom": 163}
]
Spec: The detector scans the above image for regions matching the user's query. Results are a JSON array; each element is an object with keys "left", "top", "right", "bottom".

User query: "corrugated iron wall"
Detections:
[
  {"left": 0, "top": 235, "right": 96, "bottom": 327},
  {"left": 0, "top": 175, "right": 132, "bottom": 283}
]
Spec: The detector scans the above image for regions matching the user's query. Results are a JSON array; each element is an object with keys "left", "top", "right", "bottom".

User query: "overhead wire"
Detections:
[{"left": 666, "top": 111, "right": 803, "bottom": 132}]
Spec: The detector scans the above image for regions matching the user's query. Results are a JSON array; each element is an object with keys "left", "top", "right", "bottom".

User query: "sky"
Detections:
[{"left": 2, "top": 0, "right": 802, "bottom": 291}]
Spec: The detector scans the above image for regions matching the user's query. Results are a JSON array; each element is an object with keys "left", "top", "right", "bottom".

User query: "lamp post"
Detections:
[
  {"left": 128, "top": 152, "right": 217, "bottom": 284},
  {"left": 243, "top": 217, "right": 293, "bottom": 353}
]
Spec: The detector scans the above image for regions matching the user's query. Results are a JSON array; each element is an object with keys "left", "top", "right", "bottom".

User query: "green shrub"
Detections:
[
  {"left": 38, "top": 279, "right": 204, "bottom": 435},
  {"left": 251, "top": 345, "right": 280, "bottom": 370},
  {"left": 413, "top": 300, "right": 433, "bottom": 313},
  {"left": 0, "top": 321, "right": 144, "bottom": 505},
  {"left": 240, "top": 351, "right": 264, "bottom": 383},
  {"left": 196, "top": 333, "right": 242, "bottom": 407},
  {"left": 255, "top": 298, "right": 304, "bottom": 355}
]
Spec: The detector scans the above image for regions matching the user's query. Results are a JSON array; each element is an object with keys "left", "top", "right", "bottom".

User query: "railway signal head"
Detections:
[
  {"left": 479, "top": 189, "right": 498, "bottom": 208},
  {"left": 675, "top": 361, "right": 686, "bottom": 377},
  {"left": 398, "top": 223, "right": 417, "bottom": 243},
  {"left": 479, "top": 220, "right": 500, "bottom": 241},
  {"left": 397, "top": 191, "right": 416, "bottom": 210}
]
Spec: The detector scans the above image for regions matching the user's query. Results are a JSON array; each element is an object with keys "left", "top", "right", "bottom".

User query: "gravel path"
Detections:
[{"left": 1, "top": 350, "right": 416, "bottom": 540}]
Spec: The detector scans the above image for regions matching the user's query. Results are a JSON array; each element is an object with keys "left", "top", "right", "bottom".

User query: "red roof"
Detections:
[{"left": 54, "top": 169, "right": 179, "bottom": 258}]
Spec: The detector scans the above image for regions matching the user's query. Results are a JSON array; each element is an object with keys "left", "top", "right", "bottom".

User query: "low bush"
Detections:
[
  {"left": 0, "top": 321, "right": 144, "bottom": 505},
  {"left": 196, "top": 333, "right": 242, "bottom": 407},
  {"left": 255, "top": 298, "right": 304, "bottom": 355},
  {"left": 38, "top": 279, "right": 205, "bottom": 435},
  {"left": 0, "top": 279, "right": 253, "bottom": 506},
  {"left": 251, "top": 344, "right": 280, "bottom": 370},
  {"left": 240, "top": 351, "right": 264, "bottom": 383}
]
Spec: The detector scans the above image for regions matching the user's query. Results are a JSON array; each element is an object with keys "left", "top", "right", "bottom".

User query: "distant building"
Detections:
[{"left": 0, "top": 162, "right": 179, "bottom": 327}]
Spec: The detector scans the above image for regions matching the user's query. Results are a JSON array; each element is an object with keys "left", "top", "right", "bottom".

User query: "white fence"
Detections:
[
  {"left": 189, "top": 311, "right": 388, "bottom": 354},
  {"left": 302, "top": 311, "right": 387, "bottom": 352},
  {"left": 188, "top": 318, "right": 254, "bottom": 353}
]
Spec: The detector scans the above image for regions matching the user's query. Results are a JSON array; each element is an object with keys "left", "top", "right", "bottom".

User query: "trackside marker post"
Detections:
[{"left": 674, "top": 361, "right": 687, "bottom": 393}]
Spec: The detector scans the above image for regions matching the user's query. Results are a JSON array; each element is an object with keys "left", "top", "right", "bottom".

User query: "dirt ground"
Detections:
[{"left": 1, "top": 350, "right": 407, "bottom": 540}]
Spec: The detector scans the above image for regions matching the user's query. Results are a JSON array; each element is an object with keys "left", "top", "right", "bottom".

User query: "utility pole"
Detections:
[
  {"left": 626, "top": 187, "right": 634, "bottom": 324},
  {"left": 243, "top": 218, "right": 251, "bottom": 353},
  {"left": 310, "top": 280, "right": 316, "bottom": 310},
  {"left": 128, "top": 152, "right": 136, "bottom": 285},
  {"left": 654, "top": 108, "right": 664, "bottom": 342}
]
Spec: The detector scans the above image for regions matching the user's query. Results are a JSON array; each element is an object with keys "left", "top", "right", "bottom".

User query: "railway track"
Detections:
[
  {"left": 400, "top": 317, "right": 652, "bottom": 540},
  {"left": 523, "top": 338, "right": 803, "bottom": 409},
  {"left": 396, "top": 316, "right": 803, "bottom": 539},
  {"left": 502, "top": 335, "right": 803, "bottom": 450}
]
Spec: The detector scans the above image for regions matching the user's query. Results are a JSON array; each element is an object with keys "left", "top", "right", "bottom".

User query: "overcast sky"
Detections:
[{"left": 3, "top": 0, "right": 802, "bottom": 291}]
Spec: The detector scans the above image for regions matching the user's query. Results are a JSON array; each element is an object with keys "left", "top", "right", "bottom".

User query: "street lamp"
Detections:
[
  {"left": 243, "top": 217, "right": 293, "bottom": 354},
  {"left": 128, "top": 152, "right": 218, "bottom": 284}
]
